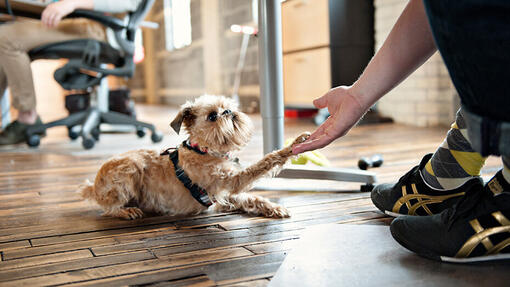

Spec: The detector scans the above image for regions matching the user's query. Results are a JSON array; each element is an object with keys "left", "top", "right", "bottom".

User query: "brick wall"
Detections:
[{"left": 374, "top": 0, "right": 459, "bottom": 127}]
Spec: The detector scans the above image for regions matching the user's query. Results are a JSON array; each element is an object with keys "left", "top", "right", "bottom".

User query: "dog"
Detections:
[{"left": 79, "top": 95, "right": 310, "bottom": 220}]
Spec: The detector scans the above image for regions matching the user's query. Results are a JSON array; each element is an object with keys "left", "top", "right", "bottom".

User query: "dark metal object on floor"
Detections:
[{"left": 358, "top": 154, "right": 384, "bottom": 170}]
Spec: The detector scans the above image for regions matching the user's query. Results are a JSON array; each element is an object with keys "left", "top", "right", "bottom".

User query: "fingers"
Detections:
[
  {"left": 41, "top": 3, "right": 69, "bottom": 28},
  {"left": 42, "top": 9, "right": 60, "bottom": 27},
  {"left": 292, "top": 134, "right": 333, "bottom": 154},
  {"left": 292, "top": 116, "right": 340, "bottom": 154},
  {"left": 313, "top": 95, "right": 328, "bottom": 109}
]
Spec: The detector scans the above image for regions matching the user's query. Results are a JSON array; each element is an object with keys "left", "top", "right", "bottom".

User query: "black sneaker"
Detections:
[
  {"left": 0, "top": 117, "right": 44, "bottom": 145},
  {"left": 390, "top": 170, "right": 510, "bottom": 263},
  {"left": 371, "top": 153, "right": 483, "bottom": 217}
]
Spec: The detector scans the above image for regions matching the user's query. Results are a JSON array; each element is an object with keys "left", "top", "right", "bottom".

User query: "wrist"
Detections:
[{"left": 350, "top": 81, "right": 381, "bottom": 110}]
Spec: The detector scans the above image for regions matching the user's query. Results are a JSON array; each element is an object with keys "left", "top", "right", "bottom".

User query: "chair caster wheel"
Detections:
[
  {"left": 136, "top": 128, "right": 146, "bottom": 138},
  {"left": 151, "top": 131, "right": 163, "bottom": 143},
  {"left": 360, "top": 184, "right": 374, "bottom": 192},
  {"left": 27, "top": 134, "right": 40, "bottom": 147},
  {"left": 91, "top": 127, "right": 100, "bottom": 141},
  {"left": 82, "top": 137, "right": 95, "bottom": 149},
  {"left": 68, "top": 128, "right": 79, "bottom": 140}
]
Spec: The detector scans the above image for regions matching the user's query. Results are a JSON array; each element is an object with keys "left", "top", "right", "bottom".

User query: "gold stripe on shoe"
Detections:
[
  {"left": 455, "top": 212, "right": 510, "bottom": 258},
  {"left": 392, "top": 184, "right": 465, "bottom": 215}
]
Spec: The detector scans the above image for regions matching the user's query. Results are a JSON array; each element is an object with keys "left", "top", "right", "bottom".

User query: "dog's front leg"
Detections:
[{"left": 226, "top": 132, "right": 310, "bottom": 193}]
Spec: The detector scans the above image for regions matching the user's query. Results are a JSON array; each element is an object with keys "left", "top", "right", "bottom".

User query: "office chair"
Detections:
[{"left": 25, "top": 0, "right": 163, "bottom": 149}]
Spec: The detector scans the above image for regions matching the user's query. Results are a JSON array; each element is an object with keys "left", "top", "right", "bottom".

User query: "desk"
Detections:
[{"left": 256, "top": 0, "right": 376, "bottom": 188}]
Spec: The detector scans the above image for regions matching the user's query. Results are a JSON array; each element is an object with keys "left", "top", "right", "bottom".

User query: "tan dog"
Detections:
[{"left": 79, "top": 95, "right": 310, "bottom": 219}]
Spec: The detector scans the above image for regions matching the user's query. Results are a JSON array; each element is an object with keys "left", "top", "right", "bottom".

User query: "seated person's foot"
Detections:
[
  {"left": 0, "top": 117, "right": 43, "bottom": 145},
  {"left": 390, "top": 170, "right": 510, "bottom": 263},
  {"left": 371, "top": 153, "right": 483, "bottom": 217}
]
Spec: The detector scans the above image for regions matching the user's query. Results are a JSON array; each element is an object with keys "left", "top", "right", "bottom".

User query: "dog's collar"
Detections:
[
  {"left": 161, "top": 149, "right": 213, "bottom": 207},
  {"left": 183, "top": 140, "right": 208, "bottom": 155},
  {"left": 183, "top": 140, "right": 235, "bottom": 161}
]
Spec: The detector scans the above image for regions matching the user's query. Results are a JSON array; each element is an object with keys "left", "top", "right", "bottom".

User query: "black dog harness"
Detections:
[{"left": 161, "top": 141, "right": 213, "bottom": 207}]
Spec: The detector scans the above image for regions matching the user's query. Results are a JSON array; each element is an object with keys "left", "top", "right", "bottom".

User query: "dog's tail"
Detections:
[{"left": 77, "top": 179, "right": 95, "bottom": 200}]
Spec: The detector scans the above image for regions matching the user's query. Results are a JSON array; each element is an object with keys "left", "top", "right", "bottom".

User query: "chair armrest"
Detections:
[{"left": 67, "top": 9, "right": 126, "bottom": 30}]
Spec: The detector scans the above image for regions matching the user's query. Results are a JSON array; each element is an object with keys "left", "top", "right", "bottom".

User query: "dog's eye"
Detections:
[
  {"left": 207, "top": 111, "right": 218, "bottom": 122},
  {"left": 222, "top": 109, "right": 232, "bottom": 115}
]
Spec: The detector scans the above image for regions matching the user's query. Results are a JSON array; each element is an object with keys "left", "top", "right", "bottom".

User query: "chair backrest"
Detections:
[{"left": 126, "top": 0, "right": 155, "bottom": 40}]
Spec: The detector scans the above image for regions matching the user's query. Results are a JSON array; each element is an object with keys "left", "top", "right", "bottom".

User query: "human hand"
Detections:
[
  {"left": 41, "top": 0, "right": 77, "bottom": 28},
  {"left": 292, "top": 86, "right": 369, "bottom": 154}
]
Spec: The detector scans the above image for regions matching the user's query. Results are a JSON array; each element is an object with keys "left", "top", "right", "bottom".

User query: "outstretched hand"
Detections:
[
  {"left": 292, "top": 86, "right": 369, "bottom": 154},
  {"left": 41, "top": 1, "right": 77, "bottom": 28}
]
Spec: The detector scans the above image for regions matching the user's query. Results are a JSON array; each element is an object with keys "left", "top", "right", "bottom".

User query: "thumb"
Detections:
[{"left": 313, "top": 95, "right": 328, "bottom": 109}]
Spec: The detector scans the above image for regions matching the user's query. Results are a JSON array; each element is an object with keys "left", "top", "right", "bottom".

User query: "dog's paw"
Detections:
[
  {"left": 291, "top": 132, "right": 311, "bottom": 146},
  {"left": 116, "top": 207, "right": 144, "bottom": 220},
  {"left": 267, "top": 205, "right": 290, "bottom": 218}
]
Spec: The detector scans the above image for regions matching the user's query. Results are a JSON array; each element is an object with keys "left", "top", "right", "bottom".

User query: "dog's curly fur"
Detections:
[{"left": 79, "top": 95, "right": 310, "bottom": 220}]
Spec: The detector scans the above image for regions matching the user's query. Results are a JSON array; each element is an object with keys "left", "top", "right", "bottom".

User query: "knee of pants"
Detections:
[{"left": 0, "top": 30, "right": 18, "bottom": 51}]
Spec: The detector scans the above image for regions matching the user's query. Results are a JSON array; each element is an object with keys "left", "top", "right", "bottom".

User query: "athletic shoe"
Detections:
[
  {"left": 390, "top": 170, "right": 510, "bottom": 263},
  {"left": 371, "top": 153, "right": 483, "bottom": 217},
  {"left": 0, "top": 117, "right": 43, "bottom": 145}
]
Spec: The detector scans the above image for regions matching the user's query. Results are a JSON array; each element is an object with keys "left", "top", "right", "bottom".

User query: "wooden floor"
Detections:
[{"left": 0, "top": 105, "right": 502, "bottom": 286}]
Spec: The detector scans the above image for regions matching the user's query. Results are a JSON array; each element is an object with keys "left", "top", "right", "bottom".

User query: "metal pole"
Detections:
[
  {"left": 1, "top": 90, "right": 11, "bottom": 129},
  {"left": 258, "top": 0, "right": 284, "bottom": 154}
]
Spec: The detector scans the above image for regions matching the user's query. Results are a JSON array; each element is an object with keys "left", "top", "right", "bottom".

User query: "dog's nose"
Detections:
[{"left": 222, "top": 109, "right": 232, "bottom": 116}]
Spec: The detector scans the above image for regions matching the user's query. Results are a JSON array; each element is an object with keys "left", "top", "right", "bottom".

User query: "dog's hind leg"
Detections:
[
  {"left": 215, "top": 193, "right": 290, "bottom": 218},
  {"left": 83, "top": 173, "right": 145, "bottom": 220}
]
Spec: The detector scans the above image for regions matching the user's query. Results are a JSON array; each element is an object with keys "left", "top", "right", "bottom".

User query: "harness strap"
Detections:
[{"left": 164, "top": 149, "right": 212, "bottom": 207}]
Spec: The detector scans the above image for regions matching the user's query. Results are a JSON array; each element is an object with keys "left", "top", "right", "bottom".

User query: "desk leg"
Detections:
[
  {"left": 256, "top": 1, "right": 377, "bottom": 190},
  {"left": 257, "top": 0, "right": 284, "bottom": 154},
  {"left": 1, "top": 90, "right": 11, "bottom": 129}
]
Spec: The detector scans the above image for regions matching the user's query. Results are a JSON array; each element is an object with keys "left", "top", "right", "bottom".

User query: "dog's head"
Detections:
[{"left": 171, "top": 95, "right": 253, "bottom": 152}]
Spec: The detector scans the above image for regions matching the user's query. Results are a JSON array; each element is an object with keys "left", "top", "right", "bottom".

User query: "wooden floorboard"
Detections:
[{"left": 0, "top": 104, "right": 502, "bottom": 286}]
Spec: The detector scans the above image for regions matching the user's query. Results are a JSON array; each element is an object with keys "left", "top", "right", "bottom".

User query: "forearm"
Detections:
[
  {"left": 63, "top": 0, "right": 94, "bottom": 11},
  {"left": 93, "top": 0, "right": 142, "bottom": 13},
  {"left": 352, "top": 0, "right": 437, "bottom": 108}
]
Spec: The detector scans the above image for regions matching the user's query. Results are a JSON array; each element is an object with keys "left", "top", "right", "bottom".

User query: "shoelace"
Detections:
[{"left": 396, "top": 165, "right": 419, "bottom": 187}]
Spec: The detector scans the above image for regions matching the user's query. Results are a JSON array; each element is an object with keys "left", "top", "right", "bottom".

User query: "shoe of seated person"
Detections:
[
  {"left": 0, "top": 117, "right": 43, "bottom": 145},
  {"left": 390, "top": 170, "right": 510, "bottom": 263},
  {"left": 371, "top": 153, "right": 483, "bottom": 217}
]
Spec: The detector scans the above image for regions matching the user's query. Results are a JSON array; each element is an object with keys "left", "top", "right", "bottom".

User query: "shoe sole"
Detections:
[
  {"left": 390, "top": 223, "right": 510, "bottom": 264},
  {"left": 440, "top": 253, "right": 510, "bottom": 263},
  {"left": 384, "top": 210, "right": 401, "bottom": 217}
]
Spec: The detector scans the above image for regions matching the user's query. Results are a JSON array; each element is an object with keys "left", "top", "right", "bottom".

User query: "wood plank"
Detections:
[
  {"left": 2, "top": 248, "right": 253, "bottom": 286},
  {"left": 0, "top": 249, "right": 92, "bottom": 271},
  {"left": 0, "top": 250, "right": 154, "bottom": 282},
  {"left": 63, "top": 252, "right": 286, "bottom": 287},
  {"left": 148, "top": 275, "right": 216, "bottom": 287},
  {"left": 0, "top": 241, "right": 31, "bottom": 252}
]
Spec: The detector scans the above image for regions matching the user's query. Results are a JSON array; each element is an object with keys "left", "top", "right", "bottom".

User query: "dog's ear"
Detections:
[{"left": 170, "top": 107, "right": 194, "bottom": 134}]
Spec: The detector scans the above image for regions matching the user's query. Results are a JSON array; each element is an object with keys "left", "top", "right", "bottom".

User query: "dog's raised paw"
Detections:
[{"left": 292, "top": 132, "right": 311, "bottom": 146}]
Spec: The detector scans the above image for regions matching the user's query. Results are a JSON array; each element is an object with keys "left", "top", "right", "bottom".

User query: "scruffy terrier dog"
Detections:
[{"left": 79, "top": 95, "right": 310, "bottom": 220}]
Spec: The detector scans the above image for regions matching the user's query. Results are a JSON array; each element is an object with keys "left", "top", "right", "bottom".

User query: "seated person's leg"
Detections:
[{"left": 0, "top": 20, "right": 104, "bottom": 145}]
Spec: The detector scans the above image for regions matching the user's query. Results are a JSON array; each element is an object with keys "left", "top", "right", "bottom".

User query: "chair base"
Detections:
[{"left": 25, "top": 108, "right": 163, "bottom": 149}]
